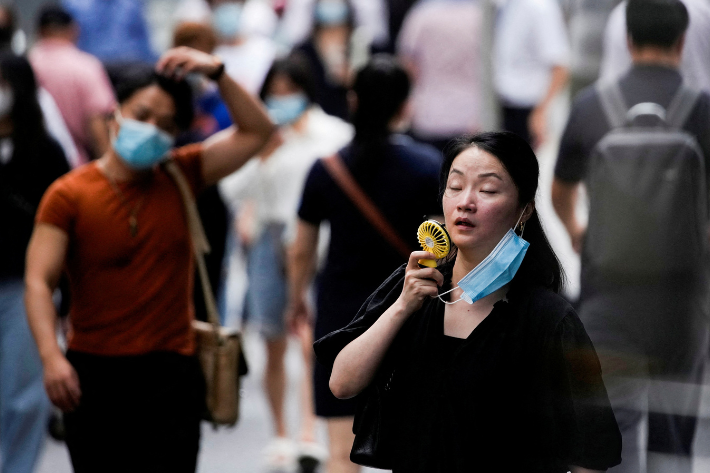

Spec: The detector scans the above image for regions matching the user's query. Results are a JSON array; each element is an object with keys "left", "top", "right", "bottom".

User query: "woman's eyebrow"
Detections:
[
  {"left": 449, "top": 168, "right": 464, "bottom": 176},
  {"left": 478, "top": 172, "right": 502, "bottom": 181}
]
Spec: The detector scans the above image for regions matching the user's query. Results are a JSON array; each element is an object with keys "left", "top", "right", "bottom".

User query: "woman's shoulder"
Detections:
[
  {"left": 390, "top": 134, "right": 442, "bottom": 165},
  {"left": 514, "top": 286, "right": 576, "bottom": 331}
]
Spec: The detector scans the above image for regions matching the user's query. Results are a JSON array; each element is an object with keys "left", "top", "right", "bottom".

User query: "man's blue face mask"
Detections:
[
  {"left": 112, "top": 112, "right": 174, "bottom": 170},
  {"left": 439, "top": 208, "right": 530, "bottom": 305}
]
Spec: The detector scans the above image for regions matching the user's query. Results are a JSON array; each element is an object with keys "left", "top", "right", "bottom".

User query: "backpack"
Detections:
[{"left": 584, "top": 81, "right": 707, "bottom": 279}]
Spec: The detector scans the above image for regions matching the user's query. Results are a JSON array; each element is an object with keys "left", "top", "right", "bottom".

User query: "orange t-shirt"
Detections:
[{"left": 36, "top": 144, "right": 204, "bottom": 356}]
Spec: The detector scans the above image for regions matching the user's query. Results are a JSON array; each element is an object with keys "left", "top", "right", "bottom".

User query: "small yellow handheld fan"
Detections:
[{"left": 417, "top": 220, "right": 451, "bottom": 267}]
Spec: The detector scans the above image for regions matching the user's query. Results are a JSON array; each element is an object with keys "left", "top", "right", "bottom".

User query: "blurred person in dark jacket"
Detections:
[{"left": 0, "top": 52, "right": 69, "bottom": 473}]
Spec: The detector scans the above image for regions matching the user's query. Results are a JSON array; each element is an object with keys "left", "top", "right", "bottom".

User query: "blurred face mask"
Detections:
[
  {"left": 0, "top": 85, "right": 13, "bottom": 118},
  {"left": 266, "top": 93, "right": 309, "bottom": 126},
  {"left": 315, "top": 0, "right": 349, "bottom": 26},
  {"left": 438, "top": 208, "right": 530, "bottom": 305},
  {"left": 213, "top": 2, "right": 243, "bottom": 39},
  {"left": 112, "top": 111, "right": 174, "bottom": 170}
]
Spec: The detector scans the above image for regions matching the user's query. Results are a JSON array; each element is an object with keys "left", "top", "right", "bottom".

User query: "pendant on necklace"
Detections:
[{"left": 129, "top": 215, "right": 138, "bottom": 237}]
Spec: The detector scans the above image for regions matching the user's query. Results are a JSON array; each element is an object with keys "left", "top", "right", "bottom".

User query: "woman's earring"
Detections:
[{"left": 519, "top": 221, "right": 525, "bottom": 237}]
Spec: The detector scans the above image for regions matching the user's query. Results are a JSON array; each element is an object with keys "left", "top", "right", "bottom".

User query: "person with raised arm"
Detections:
[{"left": 24, "top": 46, "right": 273, "bottom": 472}]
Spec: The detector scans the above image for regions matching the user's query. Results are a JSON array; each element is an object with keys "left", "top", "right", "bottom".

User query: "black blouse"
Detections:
[{"left": 314, "top": 264, "right": 622, "bottom": 473}]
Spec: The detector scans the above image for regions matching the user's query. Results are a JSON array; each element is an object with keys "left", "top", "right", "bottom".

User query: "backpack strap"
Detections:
[
  {"left": 666, "top": 85, "right": 701, "bottom": 129},
  {"left": 596, "top": 80, "right": 629, "bottom": 129}
]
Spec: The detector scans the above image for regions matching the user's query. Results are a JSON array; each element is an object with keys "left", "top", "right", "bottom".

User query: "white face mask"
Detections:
[{"left": 0, "top": 86, "right": 14, "bottom": 118}]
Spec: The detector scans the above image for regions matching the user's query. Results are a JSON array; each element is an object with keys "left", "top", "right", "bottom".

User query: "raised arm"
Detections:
[
  {"left": 156, "top": 47, "right": 275, "bottom": 186},
  {"left": 24, "top": 223, "right": 81, "bottom": 412},
  {"left": 329, "top": 251, "right": 442, "bottom": 399}
]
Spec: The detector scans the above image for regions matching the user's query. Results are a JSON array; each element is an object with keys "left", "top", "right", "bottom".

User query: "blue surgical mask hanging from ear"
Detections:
[
  {"left": 266, "top": 93, "right": 309, "bottom": 126},
  {"left": 315, "top": 0, "right": 349, "bottom": 26},
  {"left": 112, "top": 111, "right": 174, "bottom": 170},
  {"left": 438, "top": 207, "right": 530, "bottom": 305},
  {"left": 213, "top": 2, "right": 243, "bottom": 39}
]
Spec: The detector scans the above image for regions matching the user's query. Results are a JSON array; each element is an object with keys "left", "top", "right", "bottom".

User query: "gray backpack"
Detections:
[{"left": 584, "top": 81, "right": 707, "bottom": 279}]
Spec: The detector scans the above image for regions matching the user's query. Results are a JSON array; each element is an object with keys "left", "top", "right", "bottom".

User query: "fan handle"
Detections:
[{"left": 418, "top": 258, "right": 438, "bottom": 268}]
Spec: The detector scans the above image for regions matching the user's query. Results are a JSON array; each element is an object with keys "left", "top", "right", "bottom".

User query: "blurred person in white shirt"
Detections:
[
  {"left": 493, "top": 0, "right": 570, "bottom": 149},
  {"left": 219, "top": 51, "right": 353, "bottom": 472}
]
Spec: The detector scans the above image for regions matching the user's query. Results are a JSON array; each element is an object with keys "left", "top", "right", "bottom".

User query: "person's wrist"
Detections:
[
  {"left": 390, "top": 298, "right": 413, "bottom": 323},
  {"left": 40, "top": 347, "right": 65, "bottom": 366},
  {"left": 207, "top": 58, "right": 225, "bottom": 81}
]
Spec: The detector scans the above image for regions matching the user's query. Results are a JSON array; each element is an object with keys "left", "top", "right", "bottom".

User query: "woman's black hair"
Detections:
[
  {"left": 440, "top": 131, "right": 565, "bottom": 294},
  {"left": 0, "top": 52, "right": 51, "bottom": 155},
  {"left": 627, "top": 0, "right": 689, "bottom": 49},
  {"left": 109, "top": 62, "right": 194, "bottom": 130},
  {"left": 350, "top": 54, "right": 410, "bottom": 182},
  {"left": 259, "top": 51, "right": 317, "bottom": 103}
]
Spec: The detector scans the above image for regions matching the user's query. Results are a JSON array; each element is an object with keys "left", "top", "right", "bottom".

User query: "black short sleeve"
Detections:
[
  {"left": 297, "top": 159, "right": 329, "bottom": 225},
  {"left": 313, "top": 264, "right": 406, "bottom": 368},
  {"left": 551, "top": 312, "right": 622, "bottom": 470}
]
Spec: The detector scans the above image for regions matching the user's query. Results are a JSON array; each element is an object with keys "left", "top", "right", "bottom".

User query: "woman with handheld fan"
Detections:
[
  {"left": 315, "top": 132, "right": 622, "bottom": 473},
  {"left": 287, "top": 54, "right": 442, "bottom": 473}
]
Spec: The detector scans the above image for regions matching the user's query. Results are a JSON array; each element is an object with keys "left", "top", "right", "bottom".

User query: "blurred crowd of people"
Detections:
[{"left": 1, "top": 0, "right": 709, "bottom": 473}]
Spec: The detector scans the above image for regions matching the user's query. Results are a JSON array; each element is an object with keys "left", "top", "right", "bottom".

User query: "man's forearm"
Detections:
[
  {"left": 539, "top": 65, "right": 569, "bottom": 110},
  {"left": 551, "top": 178, "right": 580, "bottom": 234},
  {"left": 215, "top": 71, "right": 272, "bottom": 137},
  {"left": 25, "top": 278, "right": 62, "bottom": 363}
]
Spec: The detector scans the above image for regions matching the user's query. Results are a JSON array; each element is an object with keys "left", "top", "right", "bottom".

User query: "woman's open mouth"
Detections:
[{"left": 455, "top": 218, "right": 474, "bottom": 228}]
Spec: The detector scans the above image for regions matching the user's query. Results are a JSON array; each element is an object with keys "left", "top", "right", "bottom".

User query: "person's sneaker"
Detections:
[
  {"left": 297, "top": 441, "right": 328, "bottom": 473},
  {"left": 262, "top": 438, "right": 298, "bottom": 473}
]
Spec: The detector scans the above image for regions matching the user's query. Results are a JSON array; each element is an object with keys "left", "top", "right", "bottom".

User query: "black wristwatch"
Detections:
[{"left": 208, "top": 61, "right": 225, "bottom": 81}]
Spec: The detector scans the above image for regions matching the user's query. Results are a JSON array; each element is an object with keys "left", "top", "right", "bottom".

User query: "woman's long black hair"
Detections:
[
  {"left": 0, "top": 52, "right": 50, "bottom": 159},
  {"left": 350, "top": 54, "right": 410, "bottom": 183},
  {"left": 440, "top": 132, "right": 565, "bottom": 294},
  {"left": 259, "top": 51, "right": 317, "bottom": 104}
]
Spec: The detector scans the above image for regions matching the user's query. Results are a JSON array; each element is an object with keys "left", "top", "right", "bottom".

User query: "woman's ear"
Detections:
[{"left": 522, "top": 202, "right": 535, "bottom": 223}]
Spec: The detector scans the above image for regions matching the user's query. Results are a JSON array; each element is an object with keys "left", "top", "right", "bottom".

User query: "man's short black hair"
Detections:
[
  {"left": 37, "top": 4, "right": 74, "bottom": 30},
  {"left": 626, "top": 0, "right": 689, "bottom": 49},
  {"left": 108, "top": 62, "right": 194, "bottom": 131}
]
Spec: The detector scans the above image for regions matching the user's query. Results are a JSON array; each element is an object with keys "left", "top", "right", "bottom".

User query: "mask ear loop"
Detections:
[
  {"left": 515, "top": 205, "right": 529, "bottom": 238},
  {"left": 437, "top": 287, "right": 464, "bottom": 305}
]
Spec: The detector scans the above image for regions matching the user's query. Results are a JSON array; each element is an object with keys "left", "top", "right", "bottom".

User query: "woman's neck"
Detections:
[
  {"left": 452, "top": 248, "right": 487, "bottom": 284},
  {"left": 450, "top": 251, "right": 511, "bottom": 306}
]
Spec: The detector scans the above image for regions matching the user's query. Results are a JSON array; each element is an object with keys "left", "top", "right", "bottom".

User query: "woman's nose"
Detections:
[{"left": 456, "top": 190, "right": 476, "bottom": 211}]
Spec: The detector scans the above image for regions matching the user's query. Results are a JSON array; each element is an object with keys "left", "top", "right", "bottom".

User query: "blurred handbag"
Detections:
[
  {"left": 165, "top": 160, "right": 248, "bottom": 427},
  {"left": 350, "top": 367, "right": 395, "bottom": 468}
]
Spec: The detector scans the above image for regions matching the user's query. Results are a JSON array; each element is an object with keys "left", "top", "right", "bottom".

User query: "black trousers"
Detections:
[
  {"left": 501, "top": 105, "right": 533, "bottom": 146},
  {"left": 580, "top": 289, "right": 710, "bottom": 473},
  {"left": 64, "top": 350, "right": 205, "bottom": 473}
]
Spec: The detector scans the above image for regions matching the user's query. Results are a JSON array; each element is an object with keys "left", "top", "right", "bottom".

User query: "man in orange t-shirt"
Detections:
[{"left": 25, "top": 46, "right": 273, "bottom": 472}]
